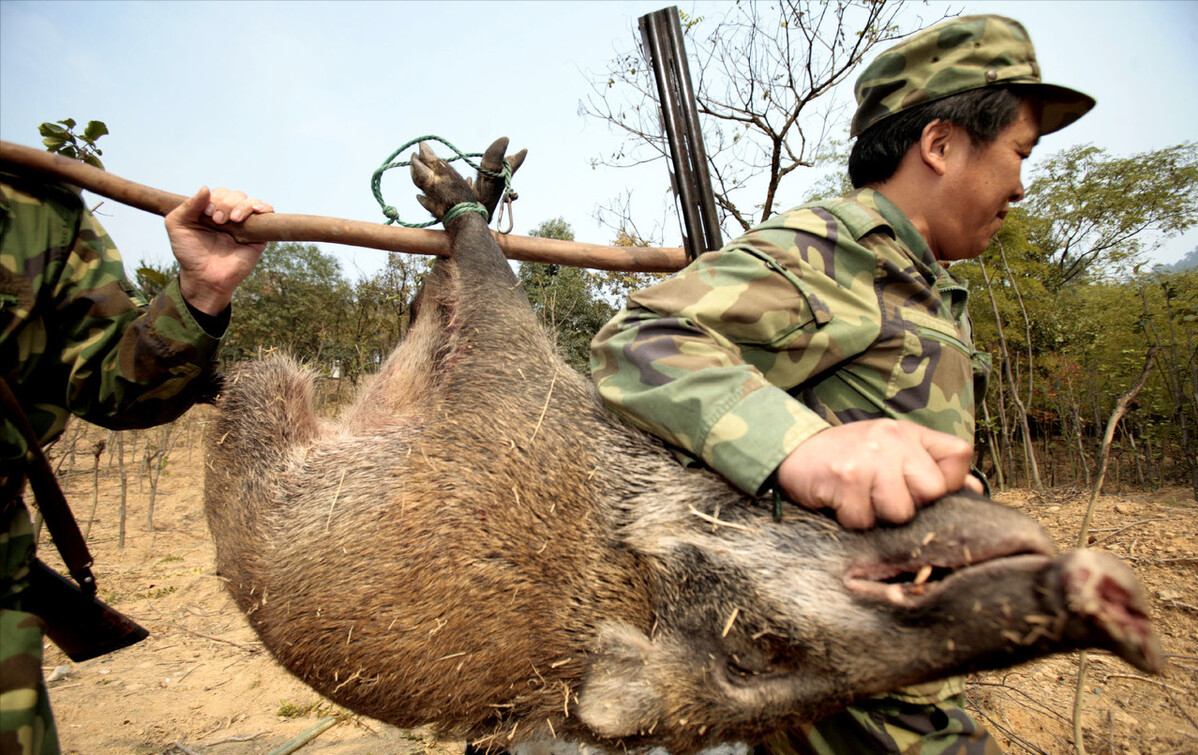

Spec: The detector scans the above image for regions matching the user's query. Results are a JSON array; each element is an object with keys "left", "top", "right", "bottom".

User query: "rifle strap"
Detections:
[{"left": 0, "top": 375, "right": 97, "bottom": 595}]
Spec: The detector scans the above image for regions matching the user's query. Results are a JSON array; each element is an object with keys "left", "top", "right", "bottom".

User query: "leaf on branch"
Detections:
[{"left": 84, "top": 120, "right": 109, "bottom": 140}]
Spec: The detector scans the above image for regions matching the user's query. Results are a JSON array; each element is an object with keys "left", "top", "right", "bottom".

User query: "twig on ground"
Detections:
[
  {"left": 1101, "top": 674, "right": 1198, "bottom": 734},
  {"left": 205, "top": 731, "right": 265, "bottom": 745},
  {"left": 167, "top": 621, "right": 263, "bottom": 653},
  {"left": 969, "top": 681, "right": 1071, "bottom": 724},
  {"left": 1162, "top": 599, "right": 1198, "bottom": 615},
  {"left": 166, "top": 664, "right": 199, "bottom": 685},
  {"left": 141, "top": 597, "right": 263, "bottom": 653},
  {"left": 968, "top": 704, "right": 1050, "bottom": 755},
  {"left": 1087, "top": 517, "right": 1171, "bottom": 547},
  {"left": 265, "top": 716, "right": 340, "bottom": 755}
]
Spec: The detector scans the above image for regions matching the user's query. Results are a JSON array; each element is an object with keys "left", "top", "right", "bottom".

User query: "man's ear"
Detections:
[{"left": 919, "top": 119, "right": 954, "bottom": 177}]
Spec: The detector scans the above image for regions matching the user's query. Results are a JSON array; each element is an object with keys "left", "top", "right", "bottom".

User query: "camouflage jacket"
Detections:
[
  {"left": 591, "top": 188, "right": 991, "bottom": 497},
  {"left": 0, "top": 173, "right": 225, "bottom": 492}
]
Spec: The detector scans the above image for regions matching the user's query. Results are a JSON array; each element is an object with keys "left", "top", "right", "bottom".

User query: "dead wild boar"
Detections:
[{"left": 203, "top": 139, "right": 1162, "bottom": 754}]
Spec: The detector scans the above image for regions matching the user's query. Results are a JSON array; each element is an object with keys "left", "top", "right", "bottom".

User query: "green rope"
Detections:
[
  {"left": 442, "top": 201, "right": 489, "bottom": 224},
  {"left": 371, "top": 135, "right": 512, "bottom": 228}
]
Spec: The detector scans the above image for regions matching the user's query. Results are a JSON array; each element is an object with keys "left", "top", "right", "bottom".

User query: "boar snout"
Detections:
[{"left": 1054, "top": 548, "right": 1163, "bottom": 673}]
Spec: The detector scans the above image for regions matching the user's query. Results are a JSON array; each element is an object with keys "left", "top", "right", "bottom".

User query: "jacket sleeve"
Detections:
[
  {"left": 50, "top": 207, "right": 226, "bottom": 430},
  {"left": 589, "top": 243, "right": 833, "bottom": 496},
  {"left": 0, "top": 179, "right": 226, "bottom": 447}
]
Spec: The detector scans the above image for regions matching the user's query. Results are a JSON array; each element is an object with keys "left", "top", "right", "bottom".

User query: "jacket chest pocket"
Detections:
[{"left": 883, "top": 307, "right": 977, "bottom": 427}]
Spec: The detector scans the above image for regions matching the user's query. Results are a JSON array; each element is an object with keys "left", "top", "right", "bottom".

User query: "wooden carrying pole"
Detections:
[{"left": 0, "top": 141, "right": 687, "bottom": 274}]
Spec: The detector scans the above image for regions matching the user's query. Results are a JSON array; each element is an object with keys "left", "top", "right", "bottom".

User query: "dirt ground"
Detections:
[{"left": 34, "top": 411, "right": 1198, "bottom": 755}]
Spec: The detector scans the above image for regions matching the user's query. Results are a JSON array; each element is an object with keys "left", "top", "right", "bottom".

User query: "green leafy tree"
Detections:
[
  {"left": 1023, "top": 142, "right": 1198, "bottom": 289},
  {"left": 518, "top": 219, "right": 616, "bottom": 373},
  {"left": 221, "top": 242, "right": 352, "bottom": 368},
  {"left": 133, "top": 260, "right": 178, "bottom": 300},
  {"left": 1132, "top": 268, "right": 1198, "bottom": 494},
  {"left": 593, "top": 228, "right": 669, "bottom": 305},
  {"left": 341, "top": 253, "right": 433, "bottom": 380},
  {"left": 39, "top": 118, "right": 109, "bottom": 169}
]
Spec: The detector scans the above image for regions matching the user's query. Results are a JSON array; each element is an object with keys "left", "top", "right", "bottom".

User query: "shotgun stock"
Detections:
[{"left": 25, "top": 559, "right": 148, "bottom": 662}]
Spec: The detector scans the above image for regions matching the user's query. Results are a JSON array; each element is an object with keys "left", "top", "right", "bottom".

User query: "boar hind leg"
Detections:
[
  {"left": 410, "top": 141, "right": 518, "bottom": 288},
  {"left": 409, "top": 140, "right": 550, "bottom": 357},
  {"left": 346, "top": 139, "right": 542, "bottom": 425}
]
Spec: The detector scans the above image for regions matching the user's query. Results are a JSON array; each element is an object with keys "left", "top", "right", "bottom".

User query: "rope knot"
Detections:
[{"left": 370, "top": 135, "right": 517, "bottom": 231}]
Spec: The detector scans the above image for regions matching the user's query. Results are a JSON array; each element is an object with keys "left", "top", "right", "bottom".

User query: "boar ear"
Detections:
[{"left": 576, "top": 623, "right": 664, "bottom": 738}]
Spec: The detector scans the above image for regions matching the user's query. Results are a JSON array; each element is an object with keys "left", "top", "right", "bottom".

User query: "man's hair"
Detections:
[{"left": 848, "top": 86, "right": 1025, "bottom": 188}]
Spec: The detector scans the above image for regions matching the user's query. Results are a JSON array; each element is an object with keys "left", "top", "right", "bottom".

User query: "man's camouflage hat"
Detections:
[{"left": 851, "top": 14, "right": 1095, "bottom": 138}]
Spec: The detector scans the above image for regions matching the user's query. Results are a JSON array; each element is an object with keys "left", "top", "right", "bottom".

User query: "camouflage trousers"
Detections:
[
  {"left": 0, "top": 502, "right": 59, "bottom": 755},
  {"left": 757, "top": 688, "right": 1001, "bottom": 755}
]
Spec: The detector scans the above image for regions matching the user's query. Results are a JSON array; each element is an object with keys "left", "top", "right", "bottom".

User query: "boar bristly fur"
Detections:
[{"left": 204, "top": 140, "right": 1161, "bottom": 755}]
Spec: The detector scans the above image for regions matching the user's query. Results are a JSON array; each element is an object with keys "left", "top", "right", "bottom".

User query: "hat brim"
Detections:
[{"left": 1007, "top": 82, "right": 1096, "bottom": 136}]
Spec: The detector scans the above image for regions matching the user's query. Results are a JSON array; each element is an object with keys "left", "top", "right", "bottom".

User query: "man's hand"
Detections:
[
  {"left": 166, "top": 186, "right": 274, "bottom": 316},
  {"left": 775, "top": 419, "right": 984, "bottom": 529}
]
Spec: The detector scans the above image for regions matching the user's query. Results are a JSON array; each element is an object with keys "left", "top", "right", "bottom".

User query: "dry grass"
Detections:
[{"left": 37, "top": 412, "right": 1198, "bottom": 755}]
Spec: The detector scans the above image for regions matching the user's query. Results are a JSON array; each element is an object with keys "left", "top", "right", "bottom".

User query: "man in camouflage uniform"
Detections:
[
  {"left": 591, "top": 15, "right": 1094, "bottom": 755},
  {"left": 0, "top": 169, "right": 273, "bottom": 755}
]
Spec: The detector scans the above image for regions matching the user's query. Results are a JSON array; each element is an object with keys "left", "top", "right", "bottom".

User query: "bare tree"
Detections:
[
  {"left": 145, "top": 422, "right": 182, "bottom": 533},
  {"left": 83, "top": 439, "right": 106, "bottom": 542},
  {"left": 117, "top": 431, "right": 129, "bottom": 549},
  {"left": 1071, "top": 345, "right": 1158, "bottom": 755},
  {"left": 581, "top": 1, "right": 951, "bottom": 237},
  {"left": 978, "top": 256, "right": 1043, "bottom": 490}
]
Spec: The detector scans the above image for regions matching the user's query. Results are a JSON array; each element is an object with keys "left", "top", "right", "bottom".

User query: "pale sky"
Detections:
[{"left": 2, "top": 0, "right": 1195, "bottom": 278}]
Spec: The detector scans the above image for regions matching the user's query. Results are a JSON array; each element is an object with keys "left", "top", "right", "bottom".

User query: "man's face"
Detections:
[{"left": 931, "top": 99, "right": 1041, "bottom": 262}]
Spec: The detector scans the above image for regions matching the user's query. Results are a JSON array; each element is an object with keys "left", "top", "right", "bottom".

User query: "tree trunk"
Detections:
[
  {"left": 997, "top": 239, "right": 1039, "bottom": 463},
  {"left": 1072, "top": 344, "right": 1159, "bottom": 755},
  {"left": 978, "top": 257, "right": 1042, "bottom": 489},
  {"left": 117, "top": 432, "right": 128, "bottom": 550},
  {"left": 83, "top": 440, "right": 106, "bottom": 542},
  {"left": 981, "top": 400, "right": 1005, "bottom": 490},
  {"left": 146, "top": 421, "right": 182, "bottom": 533},
  {"left": 1122, "top": 422, "right": 1145, "bottom": 489}
]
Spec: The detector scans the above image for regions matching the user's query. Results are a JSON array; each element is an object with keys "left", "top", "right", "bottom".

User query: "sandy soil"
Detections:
[{"left": 35, "top": 411, "right": 1198, "bottom": 755}]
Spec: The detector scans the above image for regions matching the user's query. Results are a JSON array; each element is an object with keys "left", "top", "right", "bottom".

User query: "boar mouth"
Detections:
[{"left": 844, "top": 541, "right": 1054, "bottom": 608}]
